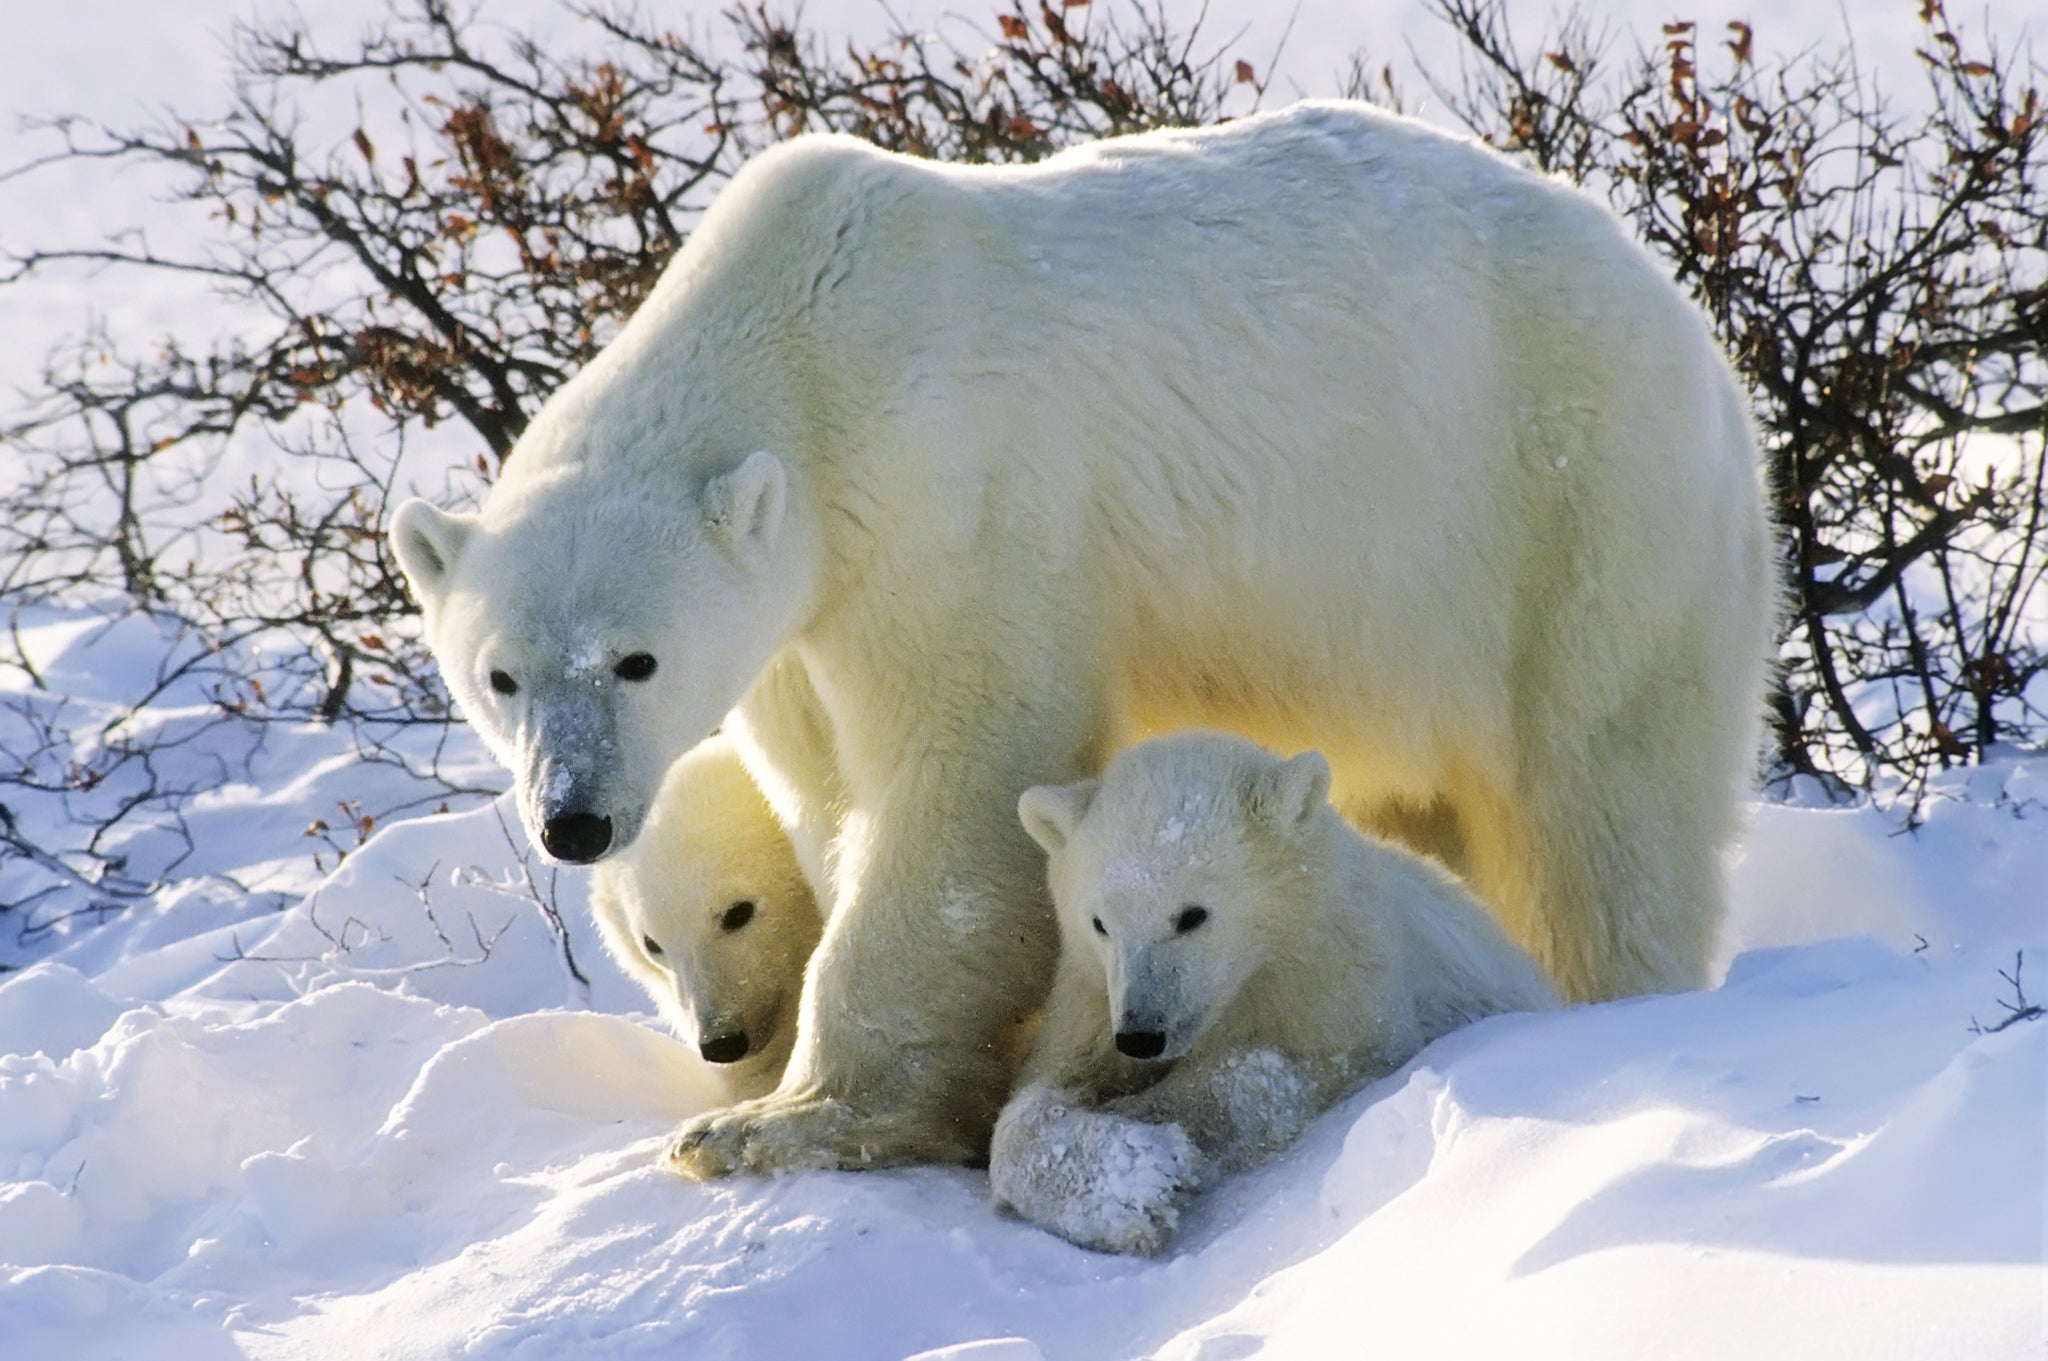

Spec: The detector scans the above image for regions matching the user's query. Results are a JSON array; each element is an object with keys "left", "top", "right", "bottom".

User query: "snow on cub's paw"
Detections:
[
  {"left": 1188, "top": 1046, "right": 1322, "bottom": 1177},
  {"left": 990, "top": 1084, "right": 1201, "bottom": 1256}
]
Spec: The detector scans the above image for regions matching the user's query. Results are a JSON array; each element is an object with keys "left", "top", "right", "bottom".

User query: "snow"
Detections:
[
  {"left": 4, "top": 599, "right": 2043, "bottom": 1357},
  {"left": 6, "top": 2, "right": 2047, "bottom": 1357}
]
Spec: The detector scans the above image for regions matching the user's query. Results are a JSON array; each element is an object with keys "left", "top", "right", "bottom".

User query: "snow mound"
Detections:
[{"left": 1, "top": 768, "right": 2043, "bottom": 1357}]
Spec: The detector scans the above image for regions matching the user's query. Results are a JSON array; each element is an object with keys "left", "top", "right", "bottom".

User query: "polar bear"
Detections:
[
  {"left": 387, "top": 101, "right": 1774, "bottom": 1177},
  {"left": 588, "top": 735, "right": 823, "bottom": 1100},
  {"left": 990, "top": 732, "right": 1558, "bottom": 1255}
]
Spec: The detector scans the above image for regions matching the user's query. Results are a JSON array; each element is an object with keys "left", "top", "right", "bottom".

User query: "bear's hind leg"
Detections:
[{"left": 1458, "top": 684, "right": 1743, "bottom": 1004}]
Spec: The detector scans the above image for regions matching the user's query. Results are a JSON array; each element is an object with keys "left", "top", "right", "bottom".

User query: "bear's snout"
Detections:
[
  {"left": 1114, "top": 1030, "right": 1168, "bottom": 1060},
  {"left": 699, "top": 1031, "right": 751, "bottom": 1064},
  {"left": 541, "top": 812, "right": 613, "bottom": 862}
]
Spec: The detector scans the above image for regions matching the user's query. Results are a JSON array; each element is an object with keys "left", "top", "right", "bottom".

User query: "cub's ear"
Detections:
[
  {"left": 1018, "top": 779, "right": 1099, "bottom": 855},
  {"left": 705, "top": 450, "right": 787, "bottom": 562},
  {"left": 388, "top": 499, "right": 476, "bottom": 610},
  {"left": 1249, "top": 750, "right": 1331, "bottom": 829}
]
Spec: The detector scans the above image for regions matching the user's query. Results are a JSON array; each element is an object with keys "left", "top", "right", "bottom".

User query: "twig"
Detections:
[{"left": 1972, "top": 950, "right": 2045, "bottom": 1034}]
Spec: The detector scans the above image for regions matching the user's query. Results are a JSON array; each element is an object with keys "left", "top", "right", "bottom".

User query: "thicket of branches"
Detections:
[
  {"left": 1, "top": 0, "right": 2042, "bottom": 935},
  {"left": 0, "top": 0, "right": 1274, "bottom": 932},
  {"left": 1416, "top": 0, "right": 2046, "bottom": 795}
]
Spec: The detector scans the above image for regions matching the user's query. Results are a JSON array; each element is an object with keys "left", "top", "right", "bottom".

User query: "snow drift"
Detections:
[{"left": 2, "top": 604, "right": 2042, "bottom": 1358}]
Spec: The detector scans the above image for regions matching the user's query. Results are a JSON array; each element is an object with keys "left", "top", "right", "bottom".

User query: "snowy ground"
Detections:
[
  {"left": 5, "top": 2, "right": 2046, "bottom": 1358},
  {"left": 3, "top": 601, "right": 2045, "bottom": 1359}
]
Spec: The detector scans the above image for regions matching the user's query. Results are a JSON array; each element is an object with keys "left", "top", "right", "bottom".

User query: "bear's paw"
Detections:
[{"left": 668, "top": 1089, "right": 980, "bottom": 1178}]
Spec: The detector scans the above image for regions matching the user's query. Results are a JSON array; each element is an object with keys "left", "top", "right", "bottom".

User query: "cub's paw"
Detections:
[{"left": 990, "top": 1088, "right": 1200, "bottom": 1256}]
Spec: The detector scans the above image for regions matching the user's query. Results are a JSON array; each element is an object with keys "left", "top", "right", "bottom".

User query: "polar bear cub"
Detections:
[
  {"left": 991, "top": 732, "right": 1558, "bottom": 1254},
  {"left": 589, "top": 735, "right": 823, "bottom": 1100}
]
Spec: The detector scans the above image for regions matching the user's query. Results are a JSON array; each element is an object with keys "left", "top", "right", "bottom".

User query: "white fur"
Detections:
[
  {"left": 991, "top": 733, "right": 1559, "bottom": 1255},
  {"left": 388, "top": 102, "right": 1773, "bottom": 1176},
  {"left": 587, "top": 736, "right": 822, "bottom": 1100}
]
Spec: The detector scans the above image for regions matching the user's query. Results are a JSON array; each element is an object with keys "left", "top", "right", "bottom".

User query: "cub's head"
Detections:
[
  {"left": 1018, "top": 733, "right": 1332, "bottom": 1064},
  {"left": 587, "top": 737, "right": 822, "bottom": 1098},
  {"left": 389, "top": 449, "right": 812, "bottom": 863}
]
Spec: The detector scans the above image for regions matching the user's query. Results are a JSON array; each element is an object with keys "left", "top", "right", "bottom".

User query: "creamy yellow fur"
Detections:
[
  {"left": 390, "top": 102, "right": 1774, "bottom": 1177},
  {"left": 588, "top": 736, "right": 821, "bottom": 1100}
]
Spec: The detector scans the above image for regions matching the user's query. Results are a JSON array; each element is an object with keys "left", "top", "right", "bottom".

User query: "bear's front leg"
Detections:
[
  {"left": 989, "top": 1083, "right": 1200, "bottom": 1256},
  {"left": 666, "top": 842, "right": 1054, "bottom": 1175},
  {"left": 667, "top": 685, "right": 1084, "bottom": 1177},
  {"left": 667, "top": 1083, "right": 963, "bottom": 1175}
]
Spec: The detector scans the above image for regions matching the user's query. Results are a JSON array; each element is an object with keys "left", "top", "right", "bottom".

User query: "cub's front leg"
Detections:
[
  {"left": 989, "top": 1083, "right": 1200, "bottom": 1257},
  {"left": 987, "top": 1049, "right": 1329, "bottom": 1255},
  {"left": 1105, "top": 1046, "right": 1331, "bottom": 1178}
]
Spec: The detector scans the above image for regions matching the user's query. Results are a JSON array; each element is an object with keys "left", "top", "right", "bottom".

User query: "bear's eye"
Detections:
[
  {"left": 488, "top": 669, "right": 518, "bottom": 696},
  {"left": 1091, "top": 916, "right": 1108, "bottom": 938},
  {"left": 1174, "top": 905, "right": 1210, "bottom": 935},
  {"left": 615, "top": 652, "right": 658, "bottom": 682},
  {"left": 720, "top": 900, "right": 756, "bottom": 933},
  {"left": 641, "top": 934, "right": 664, "bottom": 957}
]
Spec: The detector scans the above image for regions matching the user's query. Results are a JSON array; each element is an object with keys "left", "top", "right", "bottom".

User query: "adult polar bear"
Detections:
[{"left": 390, "top": 102, "right": 1774, "bottom": 1176}]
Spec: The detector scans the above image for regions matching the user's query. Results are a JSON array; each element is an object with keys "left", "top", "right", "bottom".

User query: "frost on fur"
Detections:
[
  {"left": 991, "top": 1084, "right": 1200, "bottom": 1257},
  {"left": 1139, "top": 1048, "right": 1322, "bottom": 1178}
]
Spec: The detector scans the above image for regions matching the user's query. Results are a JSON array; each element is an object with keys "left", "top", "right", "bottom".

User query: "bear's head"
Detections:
[
  {"left": 1018, "top": 733, "right": 1333, "bottom": 1064},
  {"left": 389, "top": 449, "right": 815, "bottom": 864},
  {"left": 588, "top": 738, "right": 822, "bottom": 1096}
]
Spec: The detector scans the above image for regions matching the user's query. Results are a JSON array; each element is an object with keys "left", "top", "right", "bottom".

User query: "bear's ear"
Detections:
[
  {"left": 1018, "top": 779, "right": 1099, "bottom": 855},
  {"left": 705, "top": 450, "right": 788, "bottom": 562},
  {"left": 1248, "top": 750, "right": 1331, "bottom": 830},
  {"left": 388, "top": 499, "right": 475, "bottom": 610}
]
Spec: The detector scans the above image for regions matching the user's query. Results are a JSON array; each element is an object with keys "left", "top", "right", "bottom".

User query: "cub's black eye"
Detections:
[
  {"left": 641, "top": 934, "right": 664, "bottom": 957},
  {"left": 489, "top": 669, "right": 518, "bottom": 696},
  {"left": 1174, "top": 905, "right": 1209, "bottom": 935},
  {"left": 615, "top": 652, "right": 658, "bottom": 682},
  {"left": 1091, "top": 916, "right": 1108, "bottom": 937},
  {"left": 720, "top": 900, "right": 756, "bottom": 933}
]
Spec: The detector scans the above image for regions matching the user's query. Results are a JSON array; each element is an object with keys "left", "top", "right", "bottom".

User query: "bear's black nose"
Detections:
[
  {"left": 1114, "top": 1030, "right": 1168, "bottom": 1060},
  {"left": 540, "top": 812, "right": 613, "bottom": 863},
  {"left": 699, "top": 1032, "right": 751, "bottom": 1064}
]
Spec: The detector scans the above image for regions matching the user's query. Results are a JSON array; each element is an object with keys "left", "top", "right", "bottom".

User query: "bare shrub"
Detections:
[
  {"left": 0, "top": 0, "right": 1266, "bottom": 950},
  {"left": 1415, "top": 0, "right": 2046, "bottom": 799},
  {"left": 2, "top": 0, "right": 2043, "bottom": 956}
]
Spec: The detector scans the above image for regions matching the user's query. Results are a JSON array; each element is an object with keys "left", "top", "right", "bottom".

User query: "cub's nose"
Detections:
[
  {"left": 1114, "top": 1030, "right": 1168, "bottom": 1060},
  {"left": 699, "top": 1031, "right": 751, "bottom": 1065},
  {"left": 540, "top": 812, "right": 613, "bottom": 863}
]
